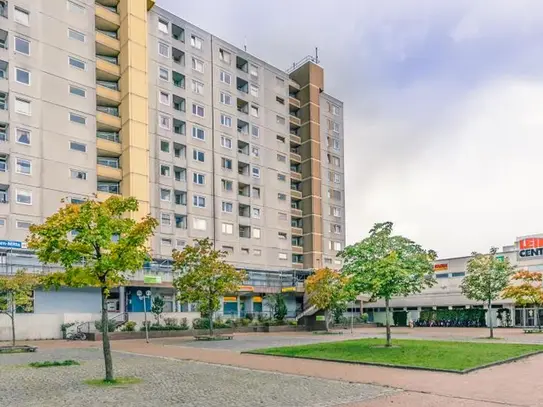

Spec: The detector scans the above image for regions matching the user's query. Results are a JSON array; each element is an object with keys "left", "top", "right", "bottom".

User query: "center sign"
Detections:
[{"left": 517, "top": 237, "right": 543, "bottom": 260}]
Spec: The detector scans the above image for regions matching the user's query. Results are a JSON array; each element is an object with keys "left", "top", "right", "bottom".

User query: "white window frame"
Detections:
[
  {"left": 221, "top": 201, "right": 233, "bottom": 213},
  {"left": 220, "top": 92, "right": 232, "bottom": 106},
  {"left": 16, "top": 128, "right": 30, "bottom": 145},
  {"left": 158, "top": 18, "right": 169, "bottom": 34},
  {"left": 192, "top": 126, "right": 205, "bottom": 141},
  {"left": 219, "top": 48, "right": 231, "bottom": 64},
  {"left": 221, "top": 157, "right": 232, "bottom": 170},
  {"left": 252, "top": 166, "right": 260, "bottom": 179},
  {"left": 160, "top": 212, "right": 171, "bottom": 226},
  {"left": 16, "top": 220, "right": 31, "bottom": 229},
  {"left": 69, "top": 112, "right": 86, "bottom": 125},
  {"left": 15, "top": 189, "right": 32, "bottom": 205},
  {"left": 190, "top": 34, "right": 203, "bottom": 50},
  {"left": 278, "top": 253, "right": 288, "bottom": 260},
  {"left": 250, "top": 105, "right": 259, "bottom": 117},
  {"left": 68, "top": 56, "right": 86, "bottom": 70},
  {"left": 158, "top": 42, "right": 170, "bottom": 58},
  {"left": 160, "top": 164, "right": 171, "bottom": 177},
  {"left": 253, "top": 228, "right": 261, "bottom": 239},
  {"left": 69, "top": 140, "right": 87, "bottom": 153},
  {"left": 220, "top": 113, "right": 232, "bottom": 127},
  {"left": 220, "top": 135, "right": 232, "bottom": 149},
  {"left": 68, "top": 28, "right": 86, "bottom": 42},
  {"left": 192, "top": 103, "right": 205, "bottom": 118},
  {"left": 159, "top": 114, "right": 171, "bottom": 130},
  {"left": 220, "top": 70, "right": 231, "bottom": 85},
  {"left": 67, "top": 0, "right": 85, "bottom": 13},
  {"left": 191, "top": 57, "right": 204, "bottom": 73},
  {"left": 14, "top": 36, "right": 30, "bottom": 56},
  {"left": 161, "top": 238, "right": 172, "bottom": 246},
  {"left": 192, "top": 194, "right": 206, "bottom": 208},
  {"left": 14, "top": 67, "right": 30, "bottom": 85},
  {"left": 69, "top": 85, "right": 86, "bottom": 98},
  {"left": 191, "top": 79, "right": 204, "bottom": 94},
  {"left": 70, "top": 169, "right": 87, "bottom": 180},
  {"left": 249, "top": 64, "right": 259, "bottom": 78},
  {"left": 251, "top": 125, "right": 260, "bottom": 138},
  {"left": 251, "top": 146, "right": 259, "bottom": 158},
  {"left": 14, "top": 98, "right": 31, "bottom": 116},
  {"left": 192, "top": 149, "right": 205, "bottom": 162},
  {"left": 193, "top": 172, "right": 205, "bottom": 185},
  {"left": 15, "top": 158, "right": 31, "bottom": 175},
  {"left": 160, "top": 188, "right": 172, "bottom": 202},
  {"left": 252, "top": 207, "right": 261, "bottom": 219},
  {"left": 159, "top": 91, "right": 170, "bottom": 106},
  {"left": 158, "top": 66, "right": 169, "bottom": 81},
  {"left": 250, "top": 84, "right": 259, "bottom": 97},
  {"left": 221, "top": 222, "right": 234, "bottom": 234},
  {"left": 193, "top": 218, "right": 207, "bottom": 231}
]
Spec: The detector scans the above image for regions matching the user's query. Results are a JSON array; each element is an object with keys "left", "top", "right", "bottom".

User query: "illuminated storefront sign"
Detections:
[
  {"left": 518, "top": 237, "right": 543, "bottom": 260},
  {"left": 238, "top": 285, "right": 254, "bottom": 292},
  {"left": 253, "top": 296, "right": 262, "bottom": 303},
  {"left": 433, "top": 263, "right": 448, "bottom": 271},
  {"left": 223, "top": 296, "right": 237, "bottom": 302},
  {"left": 281, "top": 287, "right": 296, "bottom": 293}
]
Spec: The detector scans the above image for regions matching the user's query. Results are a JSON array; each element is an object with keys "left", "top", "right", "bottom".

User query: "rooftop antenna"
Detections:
[
  {"left": 315, "top": 47, "right": 319, "bottom": 63},
  {"left": 244, "top": 37, "right": 247, "bottom": 52}
]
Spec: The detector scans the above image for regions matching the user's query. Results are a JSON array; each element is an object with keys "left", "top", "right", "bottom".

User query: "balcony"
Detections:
[
  {"left": 172, "top": 71, "right": 185, "bottom": 89},
  {"left": 174, "top": 190, "right": 187, "bottom": 207},
  {"left": 291, "top": 189, "right": 302, "bottom": 200},
  {"left": 290, "top": 170, "right": 302, "bottom": 181},
  {"left": 239, "top": 203, "right": 251, "bottom": 218},
  {"left": 175, "top": 214, "right": 187, "bottom": 229},
  {"left": 237, "top": 98, "right": 248, "bottom": 115},
  {"left": 96, "top": 84, "right": 121, "bottom": 107},
  {"left": 292, "top": 245, "right": 303, "bottom": 254},
  {"left": 290, "top": 134, "right": 301, "bottom": 145},
  {"left": 239, "top": 225, "right": 251, "bottom": 239},
  {"left": 96, "top": 56, "right": 120, "bottom": 81},
  {"left": 173, "top": 95, "right": 185, "bottom": 113},
  {"left": 172, "top": 24, "right": 185, "bottom": 43},
  {"left": 97, "top": 132, "right": 121, "bottom": 156},
  {"left": 290, "top": 151, "right": 301, "bottom": 163},
  {"left": 172, "top": 47, "right": 185, "bottom": 67},
  {"left": 292, "top": 263, "right": 304, "bottom": 270},
  {"left": 238, "top": 161, "right": 250, "bottom": 177},
  {"left": 97, "top": 158, "right": 121, "bottom": 181},
  {"left": 237, "top": 140, "right": 249, "bottom": 156},
  {"left": 95, "top": 3, "right": 120, "bottom": 31},
  {"left": 289, "top": 114, "right": 301, "bottom": 128},
  {"left": 289, "top": 96, "right": 300, "bottom": 110},
  {"left": 236, "top": 77, "right": 248, "bottom": 94},
  {"left": 236, "top": 56, "right": 248, "bottom": 74},
  {"left": 0, "top": 29, "right": 7, "bottom": 61},
  {"left": 97, "top": 111, "right": 121, "bottom": 132},
  {"left": 289, "top": 80, "right": 300, "bottom": 93},
  {"left": 291, "top": 207, "right": 302, "bottom": 217},
  {"left": 96, "top": 31, "right": 120, "bottom": 57},
  {"left": 96, "top": 0, "right": 120, "bottom": 7},
  {"left": 291, "top": 226, "right": 303, "bottom": 236},
  {"left": 97, "top": 181, "right": 120, "bottom": 196}
]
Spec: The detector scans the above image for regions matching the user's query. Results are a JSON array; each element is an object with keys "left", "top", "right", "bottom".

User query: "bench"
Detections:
[{"left": 523, "top": 329, "right": 543, "bottom": 334}]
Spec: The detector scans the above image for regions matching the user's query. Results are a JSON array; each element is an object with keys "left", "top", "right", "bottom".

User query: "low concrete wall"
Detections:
[
  {"left": 0, "top": 314, "right": 64, "bottom": 341},
  {"left": 127, "top": 312, "right": 201, "bottom": 329}
]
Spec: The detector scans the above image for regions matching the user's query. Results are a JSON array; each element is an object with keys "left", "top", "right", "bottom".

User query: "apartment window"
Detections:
[
  {"left": 70, "top": 141, "right": 86, "bottom": 152},
  {"left": 69, "top": 112, "right": 86, "bottom": 125},
  {"left": 176, "top": 239, "right": 186, "bottom": 248},
  {"left": 254, "top": 249, "right": 262, "bottom": 256},
  {"left": 221, "top": 201, "right": 233, "bottom": 213},
  {"left": 249, "top": 64, "right": 258, "bottom": 78},
  {"left": 252, "top": 207, "right": 261, "bottom": 218},
  {"left": 220, "top": 113, "right": 232, "bottom": 127},
  {"left": 67, "top": 1, "right": 85, "bottom": 13},
  {"left": 250, "top": 84, "right": 259, "bottom": 97},
  {"left": 16, "top": 158, "right": 31, "bottom": 175},
  {"left": 277, "top": 154, "right": 286, "bottom": 163},
  {"left": 158, "top": 42, "right": 170, "bottom": 57},
  {"left": 277, "top": 135, "right": 285, "bottom": 143},
  {"left": 15, "top": 68, "right": 30, "bottom": 85},
  {"left": 278, "top": 193, "right": 287, "bottom": 201},
  {"left": 329, "top": 102, "right": 340, "bottom": 115},
  {"left": 330, "top": 137, "right": 340, "bottom": 151},
  {"left": 276, "top": 96, "right": 285, "bottom": 105},
  {"left": 220, "top": 92, "right": 232, "bottom": 105},
  {"left": 330, "top": 206, "right": 342, "bottom": 217},
  {"left": 160, "top": 140, "right": 170, "bottom": 153},
  {"left": 251, "top": 125, "right": 259, "bottom": 138},
  {"left": 253, "top": 228, "right": 261, "bottom": 239},
  {"left": 277, "top": 173, "right": 286, "bottom": 182},
  {"left": 192, "top": 149, "right": 205, "bottom": 162},
  {"left": 159, "top": 67, "right": 169, "bottom": 81},
  {"left": 252, "top": 187, "right": 260, "bottom": 198},
  {"left": 69, "top": 85, "right": 86, "bottom": 97},
  {"left": 70, "top": 169, "right": 87, "bottom": 180},
  {"left": 0, "top": 218, "right": 5, "bottom": 227},
  {"left": 159, "top": 114, "right": 171, "bottom": 130},
  {"left": 160, "top": 188, "right": 171, "bottom": 201},
  {"left": 278, "top": 232, "right": 287, "bottom": 240},
  {"left": 328, "top": 154, "right": 341, "bottom": 166},
  {"left": 68, "top": 28, "right": 85, "bottom": 42},
  {"left": 193, "top": 172, "right": 205, "bottom": 185},
  {"left": 15, "top": 98, "right": 31, "bottom": 115},
  {"left": 160, "top": 165, "right": 171, "bottom": 177},
  {"left": 219, "top": 48, "right": 231, "bottom": 64},
  {"left": 329, "top": 171, "right": 341, "bottom": 184},
  {"left": 192, "top": 195, "right": 206, "bottom": 208},
  {"left": 220, "top": 70, "right": 231, "bottom": 85},
  {"left": 192, "top": 57, "right": 204, "bottom": 73},
  {"left": 159, "top": 91, "right": 170, "bottom": 105},
  {"left": 276, "top": 115, "right": 285, "bottom": 125},
  {"left": 161, "top": 213, "right": 171, "bottom": 226},
  {"left": 16, "top": 189, "right": 32, "bottom": 205},
  {"left": 278, "top": 212, "right": 287, "bottom": 221},
  {"left": 0, "top": 124, "right": 7, "bottom": 142},
  {"left": 222, "top": 179, "right": 233, "bottom": 191},
  {"left": 191, "top": 80, "right": 204, "bottom": 94},
  {"left": 220, "top": 135, "right": 232, "bottom": 149},
  {"left": 221, "top": 157, "right": 232, "bottom": 170},
  {"left": 193, "top": 218, "right": 207, "bottom": 231},
  {"left": 192, "top": 126, "right": 205, "bottom": 140},
  {"left": 14, "top": 37, "right": 30, "bottom": 55},
  {"left": 252, "top": 166, "right": 260, "bottom": 178},
  {"left": 223, "top": 246, "right": 234, "bottom": 254},
  {"left": 250, "top": 105, "right": 259, "bottom": 117},
  {"left": 190, "top": 35, "right": 203, "bottom": 50},
  {"left": 328, "top": 189, "right": 342, "bottom": 200},
  {"left": 16, "top": 129, "right": 30, "bottom": 145},
  {"left": 324, "top": 258, "right": 332, "bottom": 265},
  {"left": 329, "top": 241, "right": 342, "bottom": 251},
  {"left": 16, "top": 220, "right": 31, "bottom": 229},
  {"left": 222, "top": 223, "right": 233, "bottom": 235},
  {"left": 192, "top": 103, "right": 205, "bottom": 117},
  {"left": 68, "top": 56, "right": 86, "bottom": 70},
  {"left": 158, "top": 18, "right": 169, "bottom": 34},
  {"left": 329, "top": 120, "right": 340, "bottom": 133},
  {"left": 331, "top": 224, "right": 342, "bottom": 234},
  {"left": 251, "top": 146, "right": 259, "bottom": 157},
  {"left": 278, "top": 253, "right": 288, "bottom": 260}
]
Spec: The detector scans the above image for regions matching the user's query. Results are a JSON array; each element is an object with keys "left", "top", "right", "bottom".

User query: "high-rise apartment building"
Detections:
[{"left": 0, "top": 0, "right": 345, "bottom": 319}]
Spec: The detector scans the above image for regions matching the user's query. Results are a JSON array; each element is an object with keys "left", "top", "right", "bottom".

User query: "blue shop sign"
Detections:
[{"left": 0, "top": 240, "right": 23, "bottom": 249}]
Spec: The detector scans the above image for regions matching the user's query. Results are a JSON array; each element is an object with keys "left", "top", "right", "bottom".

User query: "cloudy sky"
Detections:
[{"left": 159, "top": 0, "right": 543, "bottom": 259}]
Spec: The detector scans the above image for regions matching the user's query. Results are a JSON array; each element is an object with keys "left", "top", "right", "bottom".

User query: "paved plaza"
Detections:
[{"left": 3, "top": 328, "right": 543, "bottom": 406}]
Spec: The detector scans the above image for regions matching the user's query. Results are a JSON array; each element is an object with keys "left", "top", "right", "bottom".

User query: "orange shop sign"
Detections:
[
  {"left": 518, "top": 237, "right": 543, "bottom": 259},
  {"left": 238, "top": 285, "right": 254, "bottom": 292},
  {"left": 433, "top": 263, "right": 448, "bottom": 271}
]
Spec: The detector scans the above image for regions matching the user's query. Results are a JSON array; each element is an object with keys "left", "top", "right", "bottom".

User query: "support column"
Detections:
[{"left": 119, "top": 286, "right": 126, "bottom": 313}]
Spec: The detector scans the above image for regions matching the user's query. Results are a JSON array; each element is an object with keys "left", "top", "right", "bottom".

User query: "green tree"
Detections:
[
  {"left": 460, "top": 247, "right": 516, "bottom": 339},
  {"left": 151, "top": 295, "right": 165, "bottom": 325},
  {"left": 265, "top": 293, "right": 288, "bottom": 321},
  {"left": 339, "top": 222, "right": 436, "bottom": 347},
  {"left": 172, "top": 238, "right": 246, "bottom": 336},
  {"left": 305, "top": 268, "right": 351, "bottom": 331},
  {"left": 0, "top": 271, "right": 39, "bottom": 346},
  {"left": 503, "top": 270, "right": 542, "bottom": 330},
  {"left": 27, "top": 196, "right": 157, "bottom": 382}
]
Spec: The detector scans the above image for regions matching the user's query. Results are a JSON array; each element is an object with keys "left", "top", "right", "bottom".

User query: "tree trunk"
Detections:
[
  {"left": 385, "top": 298, "right": 392, "bottom": 347},
  {"left": 488, "top": 299, "right": 494, "bottom": 339},
  {"left": 10, "top": 293, "right": 15, "bottom": 346},
  {"left": 101, "top": 287, "right": 114, "bottom": 382}
]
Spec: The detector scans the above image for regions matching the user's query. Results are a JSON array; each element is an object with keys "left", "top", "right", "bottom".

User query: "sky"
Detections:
[{"left": 159, "top": 0, "right": 543, "bottom": 259}]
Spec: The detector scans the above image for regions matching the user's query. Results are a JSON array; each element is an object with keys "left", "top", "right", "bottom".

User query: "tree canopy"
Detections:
[{"left": 503, "top": 270, "right": 543, "bottom": 329}]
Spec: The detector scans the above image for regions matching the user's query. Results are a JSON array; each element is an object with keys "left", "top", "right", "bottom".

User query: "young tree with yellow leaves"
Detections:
[
  {"left": 503, "top": 270, "right": 543, "bottom": 331},
  {"left": 27, "top": 196, "right": 157, "bottom": 382}
]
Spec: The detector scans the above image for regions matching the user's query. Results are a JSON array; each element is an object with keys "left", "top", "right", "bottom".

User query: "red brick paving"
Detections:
[{"left": 15, "top": 328, "right": 543, "bottom": 407}]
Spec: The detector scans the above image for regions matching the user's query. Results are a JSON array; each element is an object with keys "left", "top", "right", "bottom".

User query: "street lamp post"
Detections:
[{"left": 137, "top": 290, "right": 152, "bottom": 343}]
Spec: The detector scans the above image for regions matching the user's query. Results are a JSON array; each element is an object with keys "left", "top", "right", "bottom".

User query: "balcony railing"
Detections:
[
  {"left": 97, "top": 183, "right": 120, "bottom": 194},
  {"left": 97, "top": 131, "right": 120, "bottom": 143},
  {"left": 97, "top": 157, "right": 119, "bottom": 168},
  {"left": 97, "top": 106, "right": 119, "bottom": 117},
  {"left": 0, "top": 191, "right": 7, "bottom": 203},
  {"left": 97, "top": 55, "right": 118, "bottom": 65}
]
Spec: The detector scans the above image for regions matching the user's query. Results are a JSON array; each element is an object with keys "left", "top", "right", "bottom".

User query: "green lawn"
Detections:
[{"left": 251, "top": 339, "right": 543, "bottom": 372}]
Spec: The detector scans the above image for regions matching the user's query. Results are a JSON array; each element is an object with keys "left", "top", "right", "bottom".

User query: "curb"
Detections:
[{"left": 242, "top": 350, "right": 543, "bottom": 375}]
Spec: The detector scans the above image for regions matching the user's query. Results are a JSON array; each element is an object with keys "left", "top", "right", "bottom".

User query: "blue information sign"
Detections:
[{"left": 0, "top": 240, "right": 23, "bottom": 249}]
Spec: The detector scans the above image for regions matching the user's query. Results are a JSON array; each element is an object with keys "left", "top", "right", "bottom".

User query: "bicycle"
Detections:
[{"left": 66, "top": 330, "right": 87, "bottom": 341}]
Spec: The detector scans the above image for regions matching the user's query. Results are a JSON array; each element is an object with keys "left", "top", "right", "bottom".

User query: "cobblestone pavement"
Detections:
[{"left": 0, "top": 348, "right": 395, "bottom": 407}]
